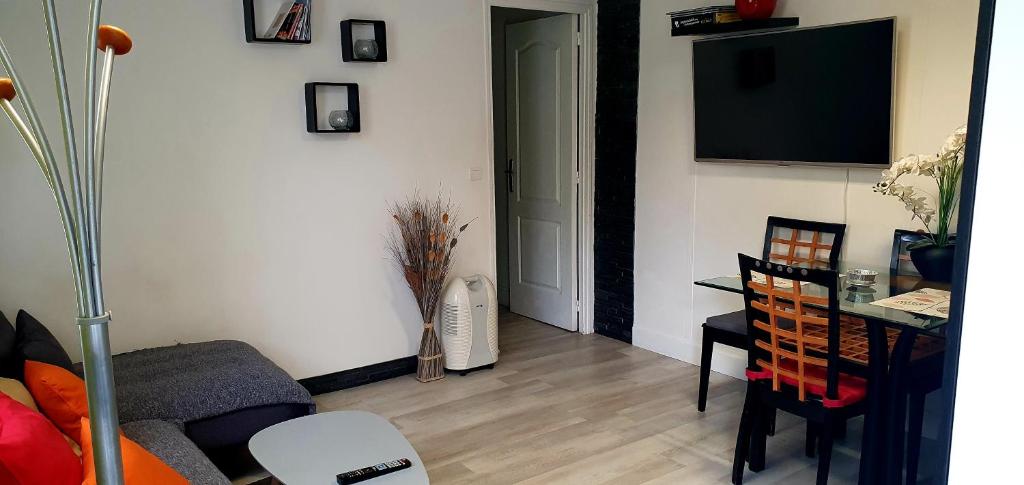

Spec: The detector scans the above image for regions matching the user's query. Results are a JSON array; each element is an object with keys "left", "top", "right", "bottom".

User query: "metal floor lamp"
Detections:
[{"left": 1, "top": 1, "right": 131, "bottom": 483}]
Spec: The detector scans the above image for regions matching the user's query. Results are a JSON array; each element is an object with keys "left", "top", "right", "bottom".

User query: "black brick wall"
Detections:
[{"left": 593, "top": 0, "right": 640, "bottom": 343}]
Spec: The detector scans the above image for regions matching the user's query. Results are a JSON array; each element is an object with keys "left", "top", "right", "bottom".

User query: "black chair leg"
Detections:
[
  {"left": 816, "top": 417, "right": 836, "bottom": 485},
  {"left": 906, "top": 391, "right": 927, "bottom": 485},
  {"left": 698, "top": 331, "right": 714, "bottom": 412},
  {"left": 806, "top": 421, "right": 819, "bottom": 458},
  {"left": 768, "top": 407, "right": 777, "bottom": 436},
  {"left": 835, "top": 417, "right": 848, "bottom": 441},
  {"left": 749, "top": 398, "right": 767, "bottom": 473},
  {"left": 733, "top": 383, "right": 758, "bottom": 485}
]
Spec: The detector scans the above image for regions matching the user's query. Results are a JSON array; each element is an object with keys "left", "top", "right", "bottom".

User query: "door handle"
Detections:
[{"left": 505, "top": 158, "right": 515, "bottom": 193}]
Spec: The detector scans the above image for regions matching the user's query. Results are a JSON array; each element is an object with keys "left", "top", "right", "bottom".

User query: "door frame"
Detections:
[
  {"left": 945, "top": 0, "right": 1014, "bottom": 481},
  {"left": 482, "top": 0, "right": 598, "bottom": 334}
]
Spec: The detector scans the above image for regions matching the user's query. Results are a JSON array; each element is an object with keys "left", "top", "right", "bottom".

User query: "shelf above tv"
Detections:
[{"left": 671, "top": 17, "right": 799, "bottom": 37}]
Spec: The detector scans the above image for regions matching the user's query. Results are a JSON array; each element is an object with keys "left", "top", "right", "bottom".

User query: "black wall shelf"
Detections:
[
  {"left": 340, "top": 19, "right": 388, "bottom": 62},
  {"left": 304, "top": 83, "right": 361, "bottom": 133},
  {"left": 244, "top": 0, "right": 312, "bottom": 44},
  {"left": 672, "top": 17, "right": 798, "bottom": 37}
]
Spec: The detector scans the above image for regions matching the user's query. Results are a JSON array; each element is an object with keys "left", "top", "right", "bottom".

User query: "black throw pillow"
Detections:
[
  {"left": 14, "top": 310, "right": 75, "bottom": 378},
  {"left": 0, "top": 311, "right": 15, "bottom": 378}
]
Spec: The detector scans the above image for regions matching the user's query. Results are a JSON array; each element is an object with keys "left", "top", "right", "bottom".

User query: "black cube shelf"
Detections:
[
  {"left": 244, "top": 0, "right": 312, "bottom": 44},
  {"left": 340, "top": 20, "right": 388, "bottom": 62},
  {"left": 304, "top": 83, "right": 361, "bottom": 133}
]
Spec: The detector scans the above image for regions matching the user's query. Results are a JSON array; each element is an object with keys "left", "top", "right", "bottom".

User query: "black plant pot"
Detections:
[{"left": 910, "top": 244, "right": 956, "bottom": 283}]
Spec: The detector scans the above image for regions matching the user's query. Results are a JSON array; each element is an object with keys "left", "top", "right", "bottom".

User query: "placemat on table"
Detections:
[{"left": 870, "top": 288, "right": 951, "bottom": 318}]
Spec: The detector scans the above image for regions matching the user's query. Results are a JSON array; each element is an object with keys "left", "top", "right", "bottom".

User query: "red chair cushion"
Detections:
[
  {"left": 746, "top": 360, "right": 867, "bottom": 408},
  {"left": 0, "top": 393, "right": 83, "bottom": 484}
]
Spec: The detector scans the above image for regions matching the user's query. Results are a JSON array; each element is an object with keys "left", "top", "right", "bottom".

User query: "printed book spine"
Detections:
[
  {"left": 287, "top": 5, "right": 305, "bottom": 40},
  {"left": 668, "top": 6, "right": 736, "bottom": 17},
  {"left": 291, "top": 0, "right": 310, "bottom": 40},
  {"left": 296, "top": 7, "right": 309, "bottom": 40},
  {"left": 263, "top": 0, "right": 296, "bottom": 38},
  {"left": 275, "top": 3, "right": 301, "bottom": 40}
]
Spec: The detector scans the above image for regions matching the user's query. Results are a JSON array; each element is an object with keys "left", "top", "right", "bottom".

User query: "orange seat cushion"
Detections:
[
  {"left": 81, "top": 418, "right": 188, "bottom": 485},
  {"left": 23, "top": 360, "right": 90, "bottom": 444},
  {"left": 746, "top": 359, "right": 867, "bottom": 408}
]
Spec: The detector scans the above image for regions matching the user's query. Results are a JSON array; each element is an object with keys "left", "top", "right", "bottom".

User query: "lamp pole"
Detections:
[{"left": 0, "top": 1, "right": 132, "bottom": 483}]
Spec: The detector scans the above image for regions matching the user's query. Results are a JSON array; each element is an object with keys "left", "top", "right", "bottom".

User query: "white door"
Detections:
[{"left": 506, "top": 14, "right": 577, "bottom": 331}]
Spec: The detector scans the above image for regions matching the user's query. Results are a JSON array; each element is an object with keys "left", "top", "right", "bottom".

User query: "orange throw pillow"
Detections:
[
  {"left": 81, "top": 418, "right": 188, "bottom": 485},
  {"left": 22, "top": 360, "right": 89, "bottom": 444}
]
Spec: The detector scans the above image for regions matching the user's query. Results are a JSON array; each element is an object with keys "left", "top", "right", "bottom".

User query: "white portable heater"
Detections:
[{"left": 440, "top": 275, "right": 499, "bottom": 374}]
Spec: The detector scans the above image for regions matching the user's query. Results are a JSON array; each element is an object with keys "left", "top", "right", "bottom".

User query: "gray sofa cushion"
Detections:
[
  {"left": 121, "top": 420, "right": 231, "bottom": 485},
  {"left": 112, "top": 340, "right": 315, "bottom": 424}
]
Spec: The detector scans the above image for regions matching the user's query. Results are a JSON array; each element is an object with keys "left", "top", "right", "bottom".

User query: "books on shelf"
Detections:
[
  {"left": 262, "top": 0, "right": 310, "bottom": 41},
  {"left": 295, "top": 6, "right": 309, "bottom": 40},
  {"left": 668, "top": 4, "right": 741, "bottom": 28},
  {"left": 672, "top": 12, "right": 741, "bottom": 28},
  {"left": 263, "top": 1, "right": 294, "bottom": 37},
  {"left": 667, "top": 5, "right": 737, "bottom": 18}
]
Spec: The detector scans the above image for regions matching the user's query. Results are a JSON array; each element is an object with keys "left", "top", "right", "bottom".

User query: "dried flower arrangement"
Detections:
[{"left": 387, "top": 192, "right": 471, "bottom": 382}]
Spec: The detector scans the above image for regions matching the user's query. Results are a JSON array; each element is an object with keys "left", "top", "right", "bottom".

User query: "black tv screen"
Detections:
[{"left": 693, "top": 19, "right": 895, "bottom": 167}]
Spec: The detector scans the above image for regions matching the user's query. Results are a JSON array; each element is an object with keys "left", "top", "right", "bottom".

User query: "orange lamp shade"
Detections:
[
  {"left": 97, "top": 25, "right": 132, "bottom": 55},
  {"left": 0, "top": 78, "right": 14, "bottom": 101}
]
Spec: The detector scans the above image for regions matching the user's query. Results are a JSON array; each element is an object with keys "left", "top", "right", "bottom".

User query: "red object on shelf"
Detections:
[{"left": 735, "top": 0, "right": 777, "bottom": 20}]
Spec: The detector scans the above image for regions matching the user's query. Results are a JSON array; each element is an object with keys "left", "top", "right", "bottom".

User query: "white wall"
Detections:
[
  {"left": 634, "top": 0, "right": 979, "bottom": 376},
  {"left": 0, "top": 0, "right": 496, "bottom": 379}
]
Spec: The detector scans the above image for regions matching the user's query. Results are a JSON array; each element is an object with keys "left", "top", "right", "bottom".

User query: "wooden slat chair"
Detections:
[
  {"left": 779, "top": 230, "right": 945, "bottom": 474},
  {"left": 889, "top": 228, "right": 955, "bottom": 292},
  {"left": 891, "top": 229, "right": 927, "bottom": 276},
  {"left": 698, "top": 217, "right": 846, "bottom": 413},
  {"left": 732, "top": 254, "right": 868, "bottom": 485},
  {"left": 758, "top": 231, "right": 945, "bottom": 483},
  {"left": 888, "top": 229, "right": 948, "bottom": 484},
  {"left": 890, "top": 229, "right": 928, "bottom": 293}
]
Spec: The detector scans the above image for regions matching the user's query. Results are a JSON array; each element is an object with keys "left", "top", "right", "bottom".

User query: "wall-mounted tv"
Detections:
[{"left": 693, "top": 18, "right": 895, "bottom": 168}]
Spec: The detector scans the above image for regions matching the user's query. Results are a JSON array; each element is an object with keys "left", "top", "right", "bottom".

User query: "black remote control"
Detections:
[{"left": 337, "top": 458, "right": 412, "bottom": 484}]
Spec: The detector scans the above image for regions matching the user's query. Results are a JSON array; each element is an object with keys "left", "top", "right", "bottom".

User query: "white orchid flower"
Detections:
[{"left": 877, "top": 125, "right": 965, "bottom": 247}]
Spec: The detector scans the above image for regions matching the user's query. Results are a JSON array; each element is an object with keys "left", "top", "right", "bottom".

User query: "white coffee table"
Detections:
[{"left": 249, "top": 411, "right": 429, "bottom": 485}]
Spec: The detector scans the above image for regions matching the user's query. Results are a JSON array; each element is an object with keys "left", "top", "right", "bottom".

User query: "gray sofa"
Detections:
[
  {"left": 105, "top": 340, "right": 316, "bottom": 484},
  {"left": 122, "top": 420, "right": 230, "bottom": 485}
]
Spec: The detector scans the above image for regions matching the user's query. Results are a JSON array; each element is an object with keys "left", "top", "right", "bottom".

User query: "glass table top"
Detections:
[{"left": 694, "top": 265, "right": 951, "bottom": 331}]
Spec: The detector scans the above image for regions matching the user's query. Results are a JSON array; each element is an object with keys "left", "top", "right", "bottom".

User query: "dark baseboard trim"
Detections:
[
  {"left": 596, "top": 325, "right": 632, "bottom": 344},
  {"left": 298, "top": 355, "right": 417, "bottom": 396}
]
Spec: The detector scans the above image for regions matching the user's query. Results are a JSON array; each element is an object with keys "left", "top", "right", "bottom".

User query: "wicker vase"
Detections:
[{"left": 417, "top": 321, "right": 445, "bottom": 382}]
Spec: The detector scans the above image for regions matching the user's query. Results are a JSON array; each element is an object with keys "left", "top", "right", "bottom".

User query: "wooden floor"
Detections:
[{"left": 315, "top": 312, "right": 864, "bottom": 484}]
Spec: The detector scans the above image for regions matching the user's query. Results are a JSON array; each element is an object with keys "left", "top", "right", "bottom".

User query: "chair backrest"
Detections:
[
  {"left": 890, "top": 229, "right": 933, "bottom": 276},
  {"left": 762, "top": 217, "right": 846, "bottom": 270},
  {"left": 739, "top": 253, "right": 841, "bottom": 402}
]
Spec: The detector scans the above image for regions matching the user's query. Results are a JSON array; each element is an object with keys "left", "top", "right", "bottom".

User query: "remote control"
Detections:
[{"left": 337, "top": 458, "right": 412, "bottom": 484}]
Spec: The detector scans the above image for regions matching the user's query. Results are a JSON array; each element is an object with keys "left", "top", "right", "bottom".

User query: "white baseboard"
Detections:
[
  {"left": 632, "top": 326, "right": 747, "bottom": 380},
  {"left": 631, "top": 326, "right": 698, "bottom": 362}
]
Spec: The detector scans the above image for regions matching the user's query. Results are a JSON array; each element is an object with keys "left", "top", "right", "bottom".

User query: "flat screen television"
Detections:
[{"left": 692, "top": 18, "right": 895, "bottom": 168}]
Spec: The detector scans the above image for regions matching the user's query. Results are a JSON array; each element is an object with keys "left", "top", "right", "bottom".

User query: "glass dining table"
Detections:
[{"left": 695, "top": 265, "right": 950, "bottom": 485}]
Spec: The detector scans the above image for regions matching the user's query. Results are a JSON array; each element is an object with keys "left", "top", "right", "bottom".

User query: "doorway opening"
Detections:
[{"left": 489, "top": 5, "right": 588, "bottom": 332}]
